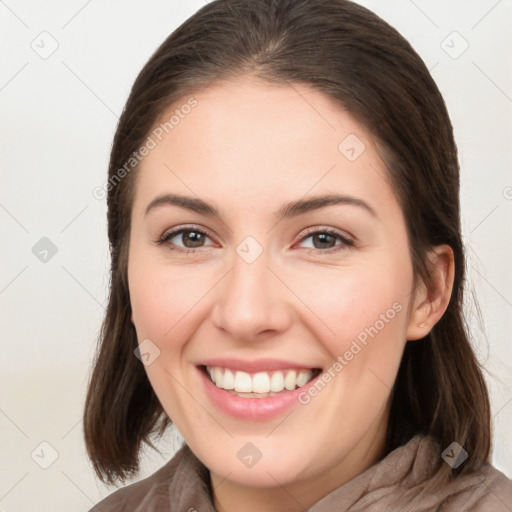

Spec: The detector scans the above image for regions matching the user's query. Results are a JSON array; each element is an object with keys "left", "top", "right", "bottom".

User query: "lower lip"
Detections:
[{"left": 197, "top": 366, "right": 321, "bottom": 421}]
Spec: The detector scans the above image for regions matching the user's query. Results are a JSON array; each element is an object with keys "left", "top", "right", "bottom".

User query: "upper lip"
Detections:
[{"left": 197, "top": 358, "right": 321, "bottom": 373}]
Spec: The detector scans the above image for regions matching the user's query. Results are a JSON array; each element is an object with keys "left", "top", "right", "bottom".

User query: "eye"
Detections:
[
  {"left": 156, "top": 225, "right": 216, "bottom": 253},
  {"left": 156, "top": 225, "right": 355, "bottom": 255},
  {"left": 295, "top": 227, "right": 355, "bottom": 254}
]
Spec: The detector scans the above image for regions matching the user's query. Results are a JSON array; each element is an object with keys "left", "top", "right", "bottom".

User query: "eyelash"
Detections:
[{"left": 155, "top": 225, "right": 355, "bottom": 255}]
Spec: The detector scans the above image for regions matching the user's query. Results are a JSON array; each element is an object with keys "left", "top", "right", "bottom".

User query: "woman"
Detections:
[{"left": 84, "top": 0, "right": 512, "bottom": 510}]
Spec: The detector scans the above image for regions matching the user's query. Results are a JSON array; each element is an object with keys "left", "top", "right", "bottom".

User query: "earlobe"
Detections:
[{"left": 406, "top": 244, "right": 455, "bottom": 341}]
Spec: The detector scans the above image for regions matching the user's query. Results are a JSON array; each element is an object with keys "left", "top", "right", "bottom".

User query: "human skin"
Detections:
[{"left": 127, "top": 76, "right": 454, "bottom": 512}]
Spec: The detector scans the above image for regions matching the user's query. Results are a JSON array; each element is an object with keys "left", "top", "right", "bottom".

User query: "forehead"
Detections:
[{"left": 133, "top": 78, "right": 399, "bottom": 221}]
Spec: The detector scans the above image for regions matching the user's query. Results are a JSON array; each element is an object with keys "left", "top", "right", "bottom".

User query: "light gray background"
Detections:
[{"left": 1, "top": 1, "right": 511, "bottom": 510}]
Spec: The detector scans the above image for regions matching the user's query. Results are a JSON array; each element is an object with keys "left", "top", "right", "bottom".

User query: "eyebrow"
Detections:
[{"left": 144, "top": 193, "right": 377, "bottom": 220}]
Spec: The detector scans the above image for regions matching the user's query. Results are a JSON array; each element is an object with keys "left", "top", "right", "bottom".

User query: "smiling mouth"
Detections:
[{"left": 199, "top": 365, "right": 322, "bottom": 398}]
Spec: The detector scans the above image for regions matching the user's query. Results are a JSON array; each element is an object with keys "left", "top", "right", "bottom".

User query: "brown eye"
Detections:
[
  {"left": 310, "top": 232, "right": 337, "bottom": 249},
  {"left": 158, "top": 227, "right": 215, "bottom": 252},
  {"left": 176, "top": 230, "right": 206, "bottom": 248},
  {"left": 297, "top": 228, "right": 354, "bottom": 254}
]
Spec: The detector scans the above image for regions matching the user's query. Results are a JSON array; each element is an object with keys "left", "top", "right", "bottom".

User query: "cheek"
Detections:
[
  {"left": 127, "top": 261, "right": 207, "bottom": 418},
  {"left": 292, "top": 268, "right": 409, "bottom": 441},
  {"left": 294, "top": 260, "right": 410, "bottom": 384},
  {"left": 309, "top": 271, "right": 407, "bottom": 339},
  {"left": 128, "top": 254, "right": 209, "bottom": 344}
]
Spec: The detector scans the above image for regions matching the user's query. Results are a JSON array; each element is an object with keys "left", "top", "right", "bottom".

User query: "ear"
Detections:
[{"left": 406, "top": 244, "right": 455, "bottom": 341}]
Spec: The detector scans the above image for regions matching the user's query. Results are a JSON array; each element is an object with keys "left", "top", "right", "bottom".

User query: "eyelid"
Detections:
[{"left": 297, "top": 225, "right": 354, "bottom": 242}]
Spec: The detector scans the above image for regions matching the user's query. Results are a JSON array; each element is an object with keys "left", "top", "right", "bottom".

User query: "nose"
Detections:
[{"left": 210, "top": 245, "right": 293, "bottom": 342}]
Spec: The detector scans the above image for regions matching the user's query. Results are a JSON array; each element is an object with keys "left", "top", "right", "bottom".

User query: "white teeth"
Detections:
[
  {"left": 234, "top": 371, "right": 252, "bottom": 392},
  {"left": 284, "top": 370, "right": 297, "bottom": 391},
  {"left": 206, "top": 366, "right": 315, "bottom": 394},
  {"left": 222, "top": 368, "right": 235, "bottom": 390},
  {"left": 252, "top": 372, "right": 270, "bottom": 393},
  {"left": 214, "top": 367, "right": 223, "bottom": 387},
  {"left": 296, "top": 370, "right": 310, "bottom": 387},
  {"left": 270, "top": 371, "right": 284, "bottom": 392}
]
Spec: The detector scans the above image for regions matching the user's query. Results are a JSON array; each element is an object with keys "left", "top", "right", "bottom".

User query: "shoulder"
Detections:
[
  {"left": 376, "top": 435, "right": 512, "bottom": 511},
  {"left": 417, "top": 437, "right": 512, "bottom": 511},
  {"left": 422, "top": 460, "right": 512, "bottom": 511},
  {"left": 87, "top": 444, "right": 194, "bottom": 512},
  {"left": 452, "top": 464, "right": 512, "bottom": 511}
]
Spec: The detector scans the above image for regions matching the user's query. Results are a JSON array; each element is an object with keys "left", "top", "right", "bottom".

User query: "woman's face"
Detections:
[{"left": 128, "top": 77, "right": 420, "bottom": 497}]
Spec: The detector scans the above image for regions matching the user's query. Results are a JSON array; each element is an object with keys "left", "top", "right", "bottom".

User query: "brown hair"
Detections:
[{"left": 84, "top": 0, "right": 491, "bottom": 487}]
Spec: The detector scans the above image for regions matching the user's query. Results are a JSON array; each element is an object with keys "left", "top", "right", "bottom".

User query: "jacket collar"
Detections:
[{"left": 111, "top": 434, "right": 510, "bottom": 511}]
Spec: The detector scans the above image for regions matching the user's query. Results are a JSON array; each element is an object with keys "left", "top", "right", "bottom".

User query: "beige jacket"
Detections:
[{"left": 89, "top": 435, "right": 512, "bottom": 511}]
